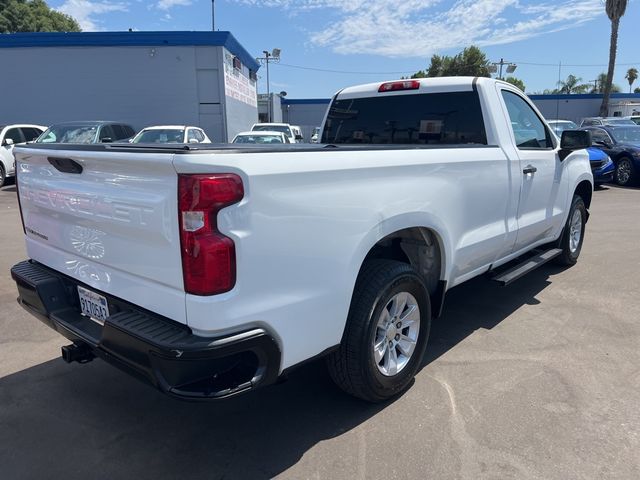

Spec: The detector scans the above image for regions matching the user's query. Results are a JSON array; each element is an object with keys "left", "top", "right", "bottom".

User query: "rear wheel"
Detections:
[
  {"left": 615, "top": 157, "right": 636, "bottom": 186},
  {"left": 327, "top": 260, "right": 431, "bottom": 402},
  {"left": 555, "top": 195, "right": 586, "bottom": 266},
  {"left": 0, "top": 164, "right": 6, "bottom": 189}
]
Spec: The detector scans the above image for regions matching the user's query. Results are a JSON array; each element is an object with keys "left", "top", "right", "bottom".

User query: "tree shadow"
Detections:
[{"left": 0, "top": 265, "right": 558, "bottom": 479}]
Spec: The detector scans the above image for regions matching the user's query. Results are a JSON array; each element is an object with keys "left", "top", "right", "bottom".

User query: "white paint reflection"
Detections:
[
  {"left": 65, "top": 260, "right": 111, "bottom": 284},
  {"left": 70, "top": 225, "right": 106, "bottom": 260}
]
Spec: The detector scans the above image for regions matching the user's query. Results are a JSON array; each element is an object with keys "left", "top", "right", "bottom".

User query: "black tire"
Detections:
[
  {"left": 327, "top": 260, "right": 431, "bottom": 402},
  {"left": 0, "top": 164, "right": 5, "bottom": 189},
  {"left": 555, "top": 195, "right": 587, "bottom": 266},
  {"left": 615, "top": 157, "right": 636, "bottom": 186}
]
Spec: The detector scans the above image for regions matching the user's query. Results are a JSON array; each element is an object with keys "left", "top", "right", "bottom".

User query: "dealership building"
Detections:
[{"left": 0, "top": 31, "right": 260, "bottom": 142}]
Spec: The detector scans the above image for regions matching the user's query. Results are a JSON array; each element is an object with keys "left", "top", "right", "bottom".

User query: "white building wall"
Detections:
[{"left": 1, "top": 43, "right": 258, "bottom": 142}]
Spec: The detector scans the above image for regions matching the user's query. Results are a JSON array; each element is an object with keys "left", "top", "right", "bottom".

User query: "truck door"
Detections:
[{"left": 499, "top": 89, "right": 565, "bottom": 251}]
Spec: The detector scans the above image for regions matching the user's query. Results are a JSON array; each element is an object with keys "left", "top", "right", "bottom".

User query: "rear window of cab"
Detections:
[{"left": 322, "top": 91, "right": 487, "bottom": 145}]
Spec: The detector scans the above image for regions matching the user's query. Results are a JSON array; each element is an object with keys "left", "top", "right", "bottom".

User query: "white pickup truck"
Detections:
[{"left": 11, "top": 77, "right": 593, "bottom": 402}]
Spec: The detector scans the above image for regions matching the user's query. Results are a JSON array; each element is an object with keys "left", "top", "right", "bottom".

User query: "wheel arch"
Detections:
[
  {"left": 348, "top": 215, "right": 452, "bottom": 320},
  {"left": 574, "top": 179, "right": 593, "bottom": 210}
]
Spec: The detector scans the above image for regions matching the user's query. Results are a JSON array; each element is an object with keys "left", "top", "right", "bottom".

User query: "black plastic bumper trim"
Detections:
[{"left": 11, "top": 260, "right": 281, "bottom": 400}]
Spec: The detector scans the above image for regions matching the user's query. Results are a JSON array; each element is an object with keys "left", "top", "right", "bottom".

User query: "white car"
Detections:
[
  {"left": 231, "top": 131, "right": 291, "bottom": 144},
  {"left": 131, "top": 125, "right": 211, "bottom": 144},
  {"left": 0, "top": 124, "right": 46, "bottom": 187},
  {"left": 251, "top": 123, "right": 299, "bottom": 143},
  {"left": 11, "top": 77, "right": 593, "bottom": 402}
]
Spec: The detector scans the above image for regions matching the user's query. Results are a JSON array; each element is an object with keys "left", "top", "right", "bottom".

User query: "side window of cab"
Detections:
[{"left": 501, "top": 90, "right": 553, "bottom": 149}]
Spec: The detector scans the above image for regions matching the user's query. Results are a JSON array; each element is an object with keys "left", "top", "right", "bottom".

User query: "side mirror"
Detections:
[
  {"left": 188, "top": 138, "right": 199, "bottom": 144},
  {"left": 559, "top": 130, "right": 592, "bottom": 161},
  {"left": 100, "top": 137, "right": 113, "bottom": 143},
  {"left": 295, "top": 134, "right": 303, "bottom": 140},
  {"left": 3, "top": 138, "right": 14, "bottom": 147}
]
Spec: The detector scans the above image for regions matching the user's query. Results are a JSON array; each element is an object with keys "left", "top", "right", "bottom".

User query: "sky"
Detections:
[{"left": 50, "top": 0, "right": 640, "bottom": 98}]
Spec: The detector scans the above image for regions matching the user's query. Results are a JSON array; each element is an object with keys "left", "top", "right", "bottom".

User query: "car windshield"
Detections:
[
  {"left": 550, "top": 121, "right": 578, "bottom": 133},
  {"left": 132, "top": 129, "right": 185, "bottom": 143},
  {"left": 604, "top": 118, "right": 636, "bottom": 126},
  {"left": 609, "top": 127, "right": 640, "bottom": 143},
  {"left": 36, "top": 125, "right": 98, "bottom": 144},
  {"left": 253, "top": 125, "right": 292, "bottom": 135},
  {"left": 233, "top": 134, "right": 284, "bottom": 144}
]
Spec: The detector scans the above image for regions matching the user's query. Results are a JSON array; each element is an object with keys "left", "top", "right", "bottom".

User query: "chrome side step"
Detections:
[{"left": 492, "top": 248, "right": 562, "bottom": 286}]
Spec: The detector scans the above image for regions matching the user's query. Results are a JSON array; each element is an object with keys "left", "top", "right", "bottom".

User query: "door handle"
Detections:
[{"left": 523, "top": 165, "right": 537, "bottom": 175}]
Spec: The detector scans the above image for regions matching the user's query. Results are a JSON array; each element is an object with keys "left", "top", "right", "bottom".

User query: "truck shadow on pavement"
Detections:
[{"left": 0, "top": 265, "right": 557, "bottom": 480}]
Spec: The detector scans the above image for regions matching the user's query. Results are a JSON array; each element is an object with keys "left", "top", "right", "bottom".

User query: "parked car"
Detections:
[
  {"left": 36, "top": 121, "right": 136, "bottom": 144},
  {"left": 231, "top": 131, "right": 291, "bottom": 144},
  {"left": 582, "top": 125, "right": 640, "bottom": 186},
  {"left": 11, "top": 77, "right": 593, "bottom": 402},
  {"left": 0, "top": 124, "right": 46, "bottom": 187},
  {"left": 131, "top": 125, "right": 211, "bottom": 144},
  {"left": 586, "top": 147, "right": 615, "bottom": 186},
  {"left": 311, "top": 126, "right": 321, "bottom": 143},
  {"left": 626, "top": 116, "right": 640, "bottom": 125},
  {"left": 580, "top": 117, "right": 636, "bottom": 127},
  {"left": 547, "top": 120, "right": 579, "bottom": 138},
  {"left": 251, "top": 123, "right": 299, "bottom": 143}
]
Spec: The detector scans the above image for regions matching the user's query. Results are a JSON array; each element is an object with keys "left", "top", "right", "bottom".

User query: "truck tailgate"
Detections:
[{"left": 15, "top": 147, "right": 187, "bottom": 324}]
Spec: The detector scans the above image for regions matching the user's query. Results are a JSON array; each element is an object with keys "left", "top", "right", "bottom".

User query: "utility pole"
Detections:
[
  {"left": 256, "top": 49, "right": 281, "bottom": 123},
  {"left": 211, "top": 0, "right": 215, "bottom": 30},
  {"left": 264, "top": 51, "right": 271, "bottom": 122},
  {"left": 488, "top": 58, "right": 517, "bottom": 80}
]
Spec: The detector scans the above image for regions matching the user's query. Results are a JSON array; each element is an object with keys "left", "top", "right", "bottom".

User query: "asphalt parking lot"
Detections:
[{"left": 1, "top": 180, "right": 639, "bottom": 480}]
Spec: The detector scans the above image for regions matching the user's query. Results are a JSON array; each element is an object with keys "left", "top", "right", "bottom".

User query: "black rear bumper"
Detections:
[{"left": 11, "top": 260, "right": 281, "bottom": 400}]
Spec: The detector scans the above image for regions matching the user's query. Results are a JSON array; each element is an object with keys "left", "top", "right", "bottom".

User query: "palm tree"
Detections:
[
  {"left": 625, "top": 68, "right": 638, "bottom": 93},
  {"left": 599, "top": 0, "right": 628, "bottom": 116},
  {"left": 558, "top": 74, "right": 589, "bottom": 94}
]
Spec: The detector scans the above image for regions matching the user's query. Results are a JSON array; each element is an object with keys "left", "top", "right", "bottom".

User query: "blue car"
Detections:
[
  {"left": 582, "top": 126, "right": 640, "bottom": 186},
  {"left": 587, "top": 147, "right": 615, "bottom": 186}
]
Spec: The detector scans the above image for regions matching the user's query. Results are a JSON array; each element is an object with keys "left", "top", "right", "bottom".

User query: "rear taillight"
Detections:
[
  {"left": 378, "top": 80, "right": 420, "bottom": 92},
  {"left": 178, "top": 174, "right": 244, "bottom": 295}
]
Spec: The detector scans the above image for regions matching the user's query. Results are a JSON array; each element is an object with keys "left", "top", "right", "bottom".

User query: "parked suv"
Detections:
[
  {"left": 0, "top": 124, "right": 46, "bottom": 187},
  {"left": 36, "top": 121, "right": 136, "bottom": 144},
  {"left": 251, "top": 123, "right": 299, "bottom": 143}
]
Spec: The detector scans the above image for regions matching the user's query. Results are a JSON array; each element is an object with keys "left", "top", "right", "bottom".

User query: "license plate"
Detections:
[{"left": 78, "top": 286, "right": 110, "bottom": 324}]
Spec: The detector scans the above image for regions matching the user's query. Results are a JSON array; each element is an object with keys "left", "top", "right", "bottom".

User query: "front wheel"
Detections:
[
  {"left": 555, "top": 195, "right": 587, "bottom": 266},
  {"left": 327, "top": 260, "right": 431, "bottom": 402},
  {"left": 615, "top": 157, "right": 636, "bottom": 186}
]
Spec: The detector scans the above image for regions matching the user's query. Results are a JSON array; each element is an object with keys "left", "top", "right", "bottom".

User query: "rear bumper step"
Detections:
[{"left": 11, "top": 260, "right": 281, "bottom": 400}]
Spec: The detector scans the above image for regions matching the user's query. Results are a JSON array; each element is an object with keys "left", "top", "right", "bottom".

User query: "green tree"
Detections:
[
  {"left": 0, "top": 0, "right": 81, "bottom": 33},
  {"left": 591, "top": 73, "right": 621, "bottom": 93},
  {"left": 504, "top": 76, "right": 525, "bottom": 92},
  {"left": 600, "top": 0, "right": 628, "bottom": 116},
  {"left": 416, "top": 46, "right": 491, "bottom": 78},
  {"left": 557, "top": 74, "right": 590, "bottom": 94},
  {"left": 625, "top": 67, "right": 638, "bottom": 93},
  {"left": 635, "top": 87, "right": 640, "bottom": 94}
]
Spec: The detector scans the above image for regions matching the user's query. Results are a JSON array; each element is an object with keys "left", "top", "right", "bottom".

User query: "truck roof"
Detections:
[{"left": 335, "top": 76, "right": 503, "bottom": 99}]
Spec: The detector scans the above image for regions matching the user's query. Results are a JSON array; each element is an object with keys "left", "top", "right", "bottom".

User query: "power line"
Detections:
[
  {"left": 272, "top": 60, "right": 640, "bottom": 75},
  {"left": 514, "top": 60, "right": 640, "bottom": 67},
  {"left": 274, "top": 62, "right": 415, "bottom": 75}
]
